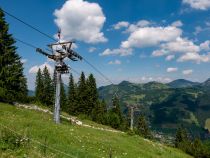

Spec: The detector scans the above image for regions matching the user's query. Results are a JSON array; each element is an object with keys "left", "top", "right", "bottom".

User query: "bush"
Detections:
[{"left": 0, "top": 127, "right": 30, "bottom": 150}]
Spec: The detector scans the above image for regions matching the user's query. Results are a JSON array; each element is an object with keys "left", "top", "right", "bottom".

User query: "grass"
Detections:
[{"left": 0, "top": 102, "right": 191, "bottom": 158}]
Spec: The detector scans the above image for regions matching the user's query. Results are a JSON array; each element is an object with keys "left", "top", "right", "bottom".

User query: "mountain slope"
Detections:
[
  {"left": 0, "top": 103, "right": 191, "bottom": 158},
  {"left": 98, "top": 80, "right": 210, "bottom": 136},
  {"left": 167, "top": 79, "right": 200, "bottom": 88}
]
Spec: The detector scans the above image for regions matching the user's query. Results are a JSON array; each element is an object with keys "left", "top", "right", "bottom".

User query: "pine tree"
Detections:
[
  {"left": 86, "top": 74, "right": 98, "bottom": 116},
  {"left": 67, "top": 73, "right": 77, "bottom": 114},
  {"left": 136, "top": 115, "right": 152, "bottom": 138},
  {"left": 112, "top": 95, "right": 123, "bottom": 122},
  {"left": 0, "top": 8, "right": 27, "bottom": 103},
  {"left": 92, "top": 99, "right": 107, "bottom": 123},
  {"left": 42, "top": 66, "right": 53, "bottom": 106},
  {"left": 60, "top": 80, "right": 67, "bottom": 112},
  {"left": 77, "top": 72, "right": 87, "bottom": 114},
  {"left": 175, "top": 127, "right": 188, "bottom": 148},
  {"left": 35, "top": 68, "right": 44, "bottom": 102}
]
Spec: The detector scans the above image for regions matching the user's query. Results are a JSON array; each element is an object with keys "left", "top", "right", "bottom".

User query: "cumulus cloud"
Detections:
[
  {"left": 112, "top": 21, "right": 129, "bottom": 30},
  {"left": 54, "top": 0, "right": 107, "bottom": 43},
  {"left": 167, "top": 67, "right": 178, "bottom": 73},
  {"left": 127, "top": 76, "right": 172, "bottom": 83},
  {"left": 152, "top": 49, "right": 168, "bottom": 57},
  {"left": 183, "top": 0, "right": 210, "bottom": 10},
  {"left": 136, "top": 20, "right": 151, "bottom": 27},
  {"left": 177, "top": 52, "right": 209, "bottom": 63},
  {"left": 166, "top": 55, "right": 175, "bottom": 61},
  {"left": 108, "top": 59, "right": 121, "bottom": 65},
  {"left": 161, "top": 37, "right": 200, "bottom": 53},
  {"left": 121, "top": 26, "right": 182, "bottom": 48},
  {"left": 125, "top": 20, "right": 151, "bottom": 33},
  {"left": 200, "top": 40, "right": 210, "bottom": 51},
  {"left": 100, "top": 48, "right": 132, "bottom": 56},
  {"left": 88, "top": 47, "right": 97, "bottom": 53},
  {"left": 171, "top": 20, "right": 183, "bottom": 27},
  {"left": 182, "top": 69, "right": 193, "bottom": 75},
  {"left": 29, "top": 62, "right": 54, "bottom": 74}
]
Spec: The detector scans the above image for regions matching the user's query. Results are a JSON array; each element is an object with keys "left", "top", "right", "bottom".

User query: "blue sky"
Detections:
[{"left": 1, "top": 0, "right": 210, "bottom": 90}]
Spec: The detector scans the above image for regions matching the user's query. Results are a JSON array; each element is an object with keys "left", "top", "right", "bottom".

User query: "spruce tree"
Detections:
[
  {"left": 35, "top": 68, "right": 44, "bottom": 102},
  {"left": 67, "top": 73, "right": 77, "bottom": 114},
  {"left": 60, "top": 80, "right": 67, "bottom": 112},
  {"left": 175, "top": 127, "right": 188, "bottom": 148},
  {"left": 112, "top": 95, "right": 123, "bottom": 122},
  {"left": 86, "top": 74, "right": 98, "bottom": 116},
  {"left": 92, "top": 99, "right": 107, "bottom": 123},
  {"left": 0, "top": 8, "right": 27, "bottom": 103},
  {"left": 42, "top": 66, "right": 53, "bottom": 106},
  {"left": 136, "top": 115, "right": 152, "bottom": 138},
  {"left": 77, "top": 72, "right": 87, "bottom": 115}
]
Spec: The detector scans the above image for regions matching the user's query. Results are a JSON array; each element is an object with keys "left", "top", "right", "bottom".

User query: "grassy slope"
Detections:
[{"left": 0, "top": 103, "right": 191, "bottom": 158}]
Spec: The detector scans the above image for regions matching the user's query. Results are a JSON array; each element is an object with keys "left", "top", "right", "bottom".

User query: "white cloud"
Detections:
[
  {"left": 127, "top": 76, "right": 172, "bottom": 83},
  {"left": 177, "top": 52, "right": 209, "bottom": 63},
  {"left": 121, "top": 26, "right": 182, "bottom": 48},
  {"left": 166, "top": 55, "right": 175, "bottom": 61},
  {"left": 136, "top": 20, "right": 151, "bottom": 27},
  {"left": 182, "top": 69, "right": 193, "bottom": 75},
  {"left": 200, "top": 40, "right": 210, "bottom": 51},
  {"left": 161, "top": 37, "right": 200, "bottom": 53},
  {"left": 183, "top": 0, "right": 210, "bottom": 10},
  {"left": 171, "top": 20, "right": 183, "bottom": 27},
  {"left": 88, "top": 47, "right": 97, "bottom": 53},
  {"left": 152, "top": 49, "right": 168, "bottom": 57},
  {"left": 113, "top": 21, "right": 129, "bottom": 30},
  {"left": 167, "top": 67, "right": 178, "bottom": 73},
  {"left": 29, "top": 62, "right": 54, "bottom": 74},
  {"left": 100, "top": 48, "right": 132, "bottom": 56},
  {"left": 124, "top": 20, "right": 151, "bottom": 33},
  {"left": 108, "top": 59, "right": 121, "bottom": 65},
  {"left": 21, "top": 59, "right": 27, "bottom": 64},
  {"left": 54, "top": 0, "right": 107, "bottom": 43}
]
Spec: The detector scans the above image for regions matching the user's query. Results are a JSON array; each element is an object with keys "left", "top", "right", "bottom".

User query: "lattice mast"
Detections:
[{"left": 36, "top": 30, "right": 82, "bottom": 124}]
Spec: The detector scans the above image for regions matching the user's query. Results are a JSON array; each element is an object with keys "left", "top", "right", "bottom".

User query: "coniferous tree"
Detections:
[
  {"left": 112, "top": 95, "right": 123, "bottom": 122},
  {"left": 67, "top": 73, "right": 77, "bottom": 114},
  {"left": 42, "top": 66, "right": 53, "bottom": 106},
  {"left": 35, "top": 68, "right": 44, "bottom": 102},
  {"left": 136, "top": 115, "right": 152, "bottom": 138},
  {"left": 0, "top": 8, "right": 27, "bottom": 103},
  {"left": 92, "top": 99, "right": 107, "bottom": 123},
  {"left": 60, "top": 80, "right": 67, "bottom": 112},
  {"left": 86, "top": 74, "right": 98, "bottom": 116},
  {"left": 175, "top": 127, "right": 188, "bottom": 148},
  {"left": 77, "top": 72, "right": 87, "bottom": 114}
]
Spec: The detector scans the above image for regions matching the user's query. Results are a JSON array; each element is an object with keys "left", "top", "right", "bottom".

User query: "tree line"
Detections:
[
  {"left": 175, "top": 127, "right": 210, "bottom": 158},
  {"left": 35, "top": 67, "right": 128, "bottom": 130}
]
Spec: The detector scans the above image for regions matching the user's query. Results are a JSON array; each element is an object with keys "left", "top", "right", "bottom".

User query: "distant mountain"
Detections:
[
  {"left": 167, "top": 79, "right": 200, "bottom": 88},
  {"left": 202, "top": 78, "right": 210, "bottom": 87},
  {"left": 98, "top": 79, "right": 210, "bottom": 136}
]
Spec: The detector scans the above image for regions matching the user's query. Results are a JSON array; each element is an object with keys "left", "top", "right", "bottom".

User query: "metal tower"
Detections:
[{"left": 36, "top": 31, "right": 82, "bottom": 124}]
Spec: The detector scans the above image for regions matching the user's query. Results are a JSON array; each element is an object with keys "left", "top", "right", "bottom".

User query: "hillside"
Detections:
[
  {"left": 0, "top": 103, "right": 191, "bottom": 158},
  {"left": 98, "top": 79, "right": 210, "bottom": 136},
  {"left": 167, "top": 79, "right": 200, "bottom": 88}
]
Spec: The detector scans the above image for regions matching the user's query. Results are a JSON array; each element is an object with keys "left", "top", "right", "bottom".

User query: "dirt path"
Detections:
[{"left": 15, "top": 103, "right": 123, "bottom": 133}]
